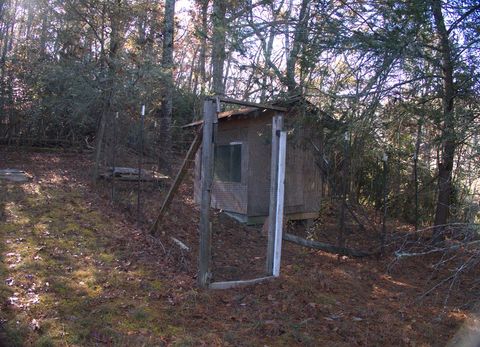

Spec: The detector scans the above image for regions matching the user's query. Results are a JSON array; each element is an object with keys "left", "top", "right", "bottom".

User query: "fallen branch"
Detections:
[
  {"left": 345, "top": 201, "right": 379, "bottom": 234},
  {"left": 394, "top": 240, "right": 480, "bottom": 259},
  {"left": 283, "top": 233, "right": 373, "bottom": 258},
  {"left": 171, "top": 237, "right": 189, "bottom": 251},
  {"left": 344, "top": 203, "right": 367, "bottom": 232},
  {"left": 389, "top": 223, "right": 480, "bottom": 307},
  {"left": 150, "top": 127, "right": 203, "bottom": 234}
]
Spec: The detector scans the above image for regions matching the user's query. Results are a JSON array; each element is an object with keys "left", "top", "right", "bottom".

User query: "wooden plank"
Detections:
[
  {"left": 215, "top": 96, "right": 287, "bottom": 112},
  {"left": 266, "top": 114, "right": 284, "bottom": 274},
  {"left": 198, "top": 99, "right": 216, "bottom": 288},
  {"left": 0, "top": 169, "right": 32, "bottom": 182},
  {"left": 285, "top": 212, "right": 319, "bottom": 221},
  {"left": 273, "top": 131, "right": 287, "bottom": 277},
  {"left": 209, "top": 276, "right": 275, "bottom": 290},
  {"left": 150, "top": 128, "right": 203, "bottom": 234}
]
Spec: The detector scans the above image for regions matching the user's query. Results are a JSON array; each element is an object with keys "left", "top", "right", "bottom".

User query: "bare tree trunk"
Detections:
[
  {"left": 431, "top": 0, "right": 456, "bottom": 243},
  {"left": 260, "top": 2, "right": 280, "bottom": 102},
  {"left": 286, "top": 0, "right": 310, "bottom": 95},
  {"left": 93, "top": 0, "right": 123, "bottom": 181},
  {"left": 0, "top": 4, "right": 13, "bottom": 137},
  {"left": 198, "top": 0, "right": 208, "bottom": 95},
  {"left": 187, "top": 45, "right": 199, "bottom": 92},
  {"left": 39, "top": 9, "right": 49, "bottom": 57},
  {"left": 211, "top": 0, "right": 226, "bottom": 95},
  {"left": 159, "top": 0, "right": 175, "bottom": 173}
]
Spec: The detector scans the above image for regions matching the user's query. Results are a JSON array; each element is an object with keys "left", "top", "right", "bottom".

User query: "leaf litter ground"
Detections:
[{"left": 0, "top": 147, "right": 478, "bottom": 346}]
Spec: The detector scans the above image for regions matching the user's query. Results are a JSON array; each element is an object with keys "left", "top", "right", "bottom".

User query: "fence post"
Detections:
[
  {"left": 273, "top": 130, "right": 287, "bottom": 277},
  {"left": 266, "top": 114, "right": 284, "bottom": 275},
  {"left": 198, "top": 99, "right": 216, "bottom": 287}
]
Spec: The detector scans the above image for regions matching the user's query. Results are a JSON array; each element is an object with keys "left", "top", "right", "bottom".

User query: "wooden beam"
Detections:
[
  {"left": 283, "top": 233, "right": 372, "bottom": 258},
  {"left": 214, "top": 96, "right": 287, "bottom": 112},
  {"left": 150, "top": 127, "right": 203, "bottom": 234},
  {"left": 273, "top": 131, "right": 287, "bottom": 277},
  {"left": 198, "top": 99, "right": 216, "bottom": 288},
  {"left": 284, "top": 212, "right": 319, "bottom": 221},
  {"left": 266, "top": 114, "right": 284, "bottom": 274},
  {"left": 209, "top": 276, "right": 275, "bottom": 290}
]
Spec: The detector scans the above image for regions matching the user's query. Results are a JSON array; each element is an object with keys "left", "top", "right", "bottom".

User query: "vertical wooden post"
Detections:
[
  {"left": 266, "top": 114, "right": 284, "bottom": 275},
  {"left": 273, "top": 131, "right": 287, "bottom": 277},
  {"left": 414, "top": 120, "right": 422, "bottom": 231},
  {"left": 137, "top": 105, "right": 145, "bottom": 224},
  {"left": 413, "top": 152, "right": 418, "bottom": 230},
  {"left": 381, "top": 153, "right": 388, "bottom": 254},
  {"left": 111, "top": 112, "right": 118, "bottom": 202},
  {"left": 338, "top": 131, "right": 348, "bottom": 248},
  {"left": 198, "top": 99, "right": 216, "bottom": 287}
]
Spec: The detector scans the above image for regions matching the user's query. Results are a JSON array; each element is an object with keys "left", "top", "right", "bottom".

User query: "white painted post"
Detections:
[
  {"left": 266, "top": 114, "right": 284, "bottom": 274},
  {"left": 273, "top": 131, "right": 286, "bottom": 277}
]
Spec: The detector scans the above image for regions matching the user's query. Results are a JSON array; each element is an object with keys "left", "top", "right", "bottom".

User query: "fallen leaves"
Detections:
[{"left": 0, "top": 148, "right": 476, "bottom": 347}]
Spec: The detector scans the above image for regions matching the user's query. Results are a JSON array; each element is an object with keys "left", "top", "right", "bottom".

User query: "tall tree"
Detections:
[
  {"left": 211, "top": 0, "right": 226, "bottom": 95},
  {"left": 431, "top": 0, "right": 456, "bottom": 241},
  {"left": 197, "top": 0, "right": 209, "bottom": 95},
  {"left": 159, "top": 0, "right": 176, "bottom": 172}
]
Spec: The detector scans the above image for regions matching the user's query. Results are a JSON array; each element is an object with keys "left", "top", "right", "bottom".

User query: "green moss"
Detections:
[
  {"left": 315, "top": 293, "right": 337, "bottom": 306},
  {"left": 0, "top": 321, "right": 29, "bottom": 347},
  {"left": 49, "top": 280, "right": 71, "bottom": 296},
  {"left": 0, "top": 223, "right": 18, "bottom": 233},
  {"left": 0, "top": 178, "right": 182, "bottom": 346},
  {"left": 98, "top": 252, "right": 115, "bottom": 264},
  {"left": 165, "top": 325, "right": 186, "bottom": 337},
  {"left": 131, "top": 307, "right": 149, "bottom": 321},
  {"left": 171, "top": 336, "right": 196, "bottom": 347}
]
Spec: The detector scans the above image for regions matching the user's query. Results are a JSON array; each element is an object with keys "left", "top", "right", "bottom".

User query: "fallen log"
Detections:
[
  {"left": 283, "top": 233, "right": 373, "bottom": 258},
  {"left": 99, "top": 167, "right": 168, "bottom": 182}
]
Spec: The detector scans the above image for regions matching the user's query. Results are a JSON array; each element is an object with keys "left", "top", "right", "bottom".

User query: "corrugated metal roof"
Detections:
[{"left": 182, "top": 107, "right": 268, "bottom": 128}]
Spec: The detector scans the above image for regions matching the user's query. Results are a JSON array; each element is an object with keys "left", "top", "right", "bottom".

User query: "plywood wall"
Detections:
[{"left": 194, "top": 109, "right": 324, "bottom": 219}]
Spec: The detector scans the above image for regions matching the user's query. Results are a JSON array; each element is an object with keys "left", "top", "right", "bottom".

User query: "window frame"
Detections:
[{"left": 214, "top": 142, "right": 242, "bottom": 183}]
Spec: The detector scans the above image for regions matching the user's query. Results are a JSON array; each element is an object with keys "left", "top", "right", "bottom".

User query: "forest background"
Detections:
[{"left": 1, "top": 0, "right": 479, "bottom": 232}]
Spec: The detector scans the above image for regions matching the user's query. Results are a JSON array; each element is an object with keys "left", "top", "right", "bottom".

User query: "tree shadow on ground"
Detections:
[
  {"left": 0, "top": 154, "right": 183, "bottom": 346},
  {"left": 0, "top": 183, "right": 30, "bottom": 346},
  {"left": 0, "top": 147, "right": 475, "bottom": 346}
]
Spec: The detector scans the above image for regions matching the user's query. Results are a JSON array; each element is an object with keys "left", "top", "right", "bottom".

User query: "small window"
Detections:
[{"left": 215, "top": 144, "right": 242, "bottom": 182}]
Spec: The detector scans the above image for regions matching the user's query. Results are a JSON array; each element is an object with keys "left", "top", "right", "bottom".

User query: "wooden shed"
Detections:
[{"left": 185, "top": 103, "right": 325, "bottom": 224}]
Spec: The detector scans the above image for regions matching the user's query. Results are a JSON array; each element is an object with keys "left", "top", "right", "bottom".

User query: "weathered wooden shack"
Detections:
[{"left": 185, "top": 103, "right": 326, "bottom": 224}]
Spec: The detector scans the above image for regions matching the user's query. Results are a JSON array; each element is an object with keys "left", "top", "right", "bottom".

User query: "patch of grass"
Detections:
[
  {"left": 0, "top": 321, "right": 29, "bottom": 347},
  {"left": 34, "top": 334, "right": 55, "bottom": 347},
  {"left": 98, "top": 252, "right": 115, "bottom": 264},
  {"left": 132, "top": 307, "right": 150, "bottom": 321},
  {"left": 49, "top": 279, "right": 71, "bottom": 296},
  {"left": 171, "top": 335, "right": 197, "bottom": 347}
]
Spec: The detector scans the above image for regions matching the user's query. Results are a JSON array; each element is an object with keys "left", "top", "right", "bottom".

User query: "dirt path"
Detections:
[{"left": 0, "top": 148, "right": 474, "bottom": 346}]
